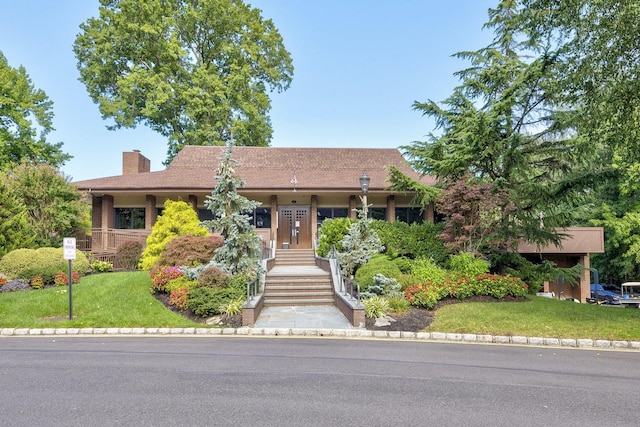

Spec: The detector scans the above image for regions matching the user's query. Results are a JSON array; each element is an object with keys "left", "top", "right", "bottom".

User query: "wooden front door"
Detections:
[{"left": 278, "top": 206, "right": 311, "bottom": 249}]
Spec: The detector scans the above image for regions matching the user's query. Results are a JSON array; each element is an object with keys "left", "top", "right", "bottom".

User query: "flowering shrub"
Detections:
[
  {"left": 54, "top": 271, "right": 81, "bottom": 286},
  {"left": 405, "top": 274, "right": 528, "bottom": 309},
  {"left": 150, "top": 266, "right": 184, "bottom": 293},
  {"left": 164, "top": 276, "right": 197, "bottom": 294},
  {"left": 30, "top": 275, "right": 45, "bottom": 289},
  {"left": 405, "top": 282, "right": 441, "bottom": 309},
  {"left": 169, "top": 287, "right": 190, "bottom": 311},
  {"left": 0, "top": 279, "right": 30, "bottom": 292}
]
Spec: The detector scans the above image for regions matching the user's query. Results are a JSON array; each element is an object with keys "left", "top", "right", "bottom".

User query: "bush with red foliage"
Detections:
[
  {"left": 117, "top": 241, "right": 143, "bottom": 270},
  {"left": 169, "top": 287, "right": 190, "bottom": 311},
  {"left": 197, "top": 266, "right": 229, "bottom": 289},
  {"left": 150, "top": 266, "right": 184, "bottom": 293},
  {"left": 54, "top": 271, "right": 80, "bottom": 286},
  {"left": 157, "top": 234, "right": 223, "bottom": 267}
]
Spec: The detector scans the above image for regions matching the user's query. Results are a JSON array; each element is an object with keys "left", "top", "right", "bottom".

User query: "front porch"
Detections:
[{"left": 77, "top": 228, "right": 151, "bottom": 269}]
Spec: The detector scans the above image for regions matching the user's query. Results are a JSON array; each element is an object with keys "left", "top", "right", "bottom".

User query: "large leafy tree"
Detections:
[
  {"left": 0, "top": 52, "right": 70, "bottom": 170},
  {"left": 74, "top": 0, "right": 294, "bottom": 163},
  {"left": 3, "top": 161, "right": 88, "bottom": 247},
  {"left": 0, "top": 178, "right": 36, "bottom": 256},
  {"left": 400, "top": 0, "right": 590, "bottom": 251}
]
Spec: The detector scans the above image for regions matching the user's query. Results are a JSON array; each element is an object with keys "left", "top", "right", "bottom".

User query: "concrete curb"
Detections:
[{"left": 2, "top": 327, "right": 639, "bottom": 350}]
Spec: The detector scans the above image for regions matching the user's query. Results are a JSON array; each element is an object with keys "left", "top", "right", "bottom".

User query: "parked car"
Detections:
[{"left": 588, "top": 283, "right": 621, "bottom": 305}]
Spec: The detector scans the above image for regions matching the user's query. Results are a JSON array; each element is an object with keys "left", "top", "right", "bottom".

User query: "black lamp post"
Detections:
[{"left": 359, "top": 171, "right": 370, "bottom": 219}]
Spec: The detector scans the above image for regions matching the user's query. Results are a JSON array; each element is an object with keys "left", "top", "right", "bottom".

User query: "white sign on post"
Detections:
[{"left": 63, "top": 237, "right": 76, "bottom": 260}]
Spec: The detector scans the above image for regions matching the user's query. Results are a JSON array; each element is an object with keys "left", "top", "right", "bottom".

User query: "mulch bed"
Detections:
[
  {"left": 157, "top": 293, "right": 527, "bottom": 332},
  {"left": 154, "top": 293, "right": 242, "bottom": 327}
]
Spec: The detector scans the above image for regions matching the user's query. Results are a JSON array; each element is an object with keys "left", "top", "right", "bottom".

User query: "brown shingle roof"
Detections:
[{"left": 74, "top": 146, "right": 433, "bottom": 192}]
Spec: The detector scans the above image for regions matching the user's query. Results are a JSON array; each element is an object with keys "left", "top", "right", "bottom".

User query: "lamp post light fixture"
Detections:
[{"left": 359, "top": 171, "right": 370, "bottom": 219}]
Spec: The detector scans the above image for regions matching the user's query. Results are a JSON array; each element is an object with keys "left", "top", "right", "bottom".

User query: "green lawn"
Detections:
[
  {"left": 428, "top": 297, "right": 640, "bottom": 341},
  {"left": 0, "top": 271, "right": 201, "bottom": 328},
  {"left": 2, "top": 271, "right": 640, "bottom": 340}
]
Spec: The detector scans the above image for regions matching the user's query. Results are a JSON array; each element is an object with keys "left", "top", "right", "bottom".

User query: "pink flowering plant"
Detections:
[{"left": 150, "top": 266, "right": 184, "bottom": 293}]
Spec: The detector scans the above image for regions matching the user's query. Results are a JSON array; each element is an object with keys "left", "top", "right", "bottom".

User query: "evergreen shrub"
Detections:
[
  {"left": 187, "top": 286, "right": 244, "bottom": 317},
  {"left": 371, "top": 220, "right": 447, "bottom": 262},
  {"left": 447, "top": 252, "right": 490, "bottom": 279},
  {"left": 410, "top": 258, "right": 448, "bottom": 286},
  {"left": 354, "top": 256, "right": 402, "bottom": 292},
  {"left": 0, "top": 247, "right": 89, "bottom": 282},
  {"left": 139, "top": 199, "right": 208, "bottom": 270},
  {"left": 316, "top": 217, "right": 354, "bottom": 257}
]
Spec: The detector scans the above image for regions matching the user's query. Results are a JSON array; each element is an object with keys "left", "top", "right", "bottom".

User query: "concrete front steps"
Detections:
[{"left": 263, "top": 249, "right": 335, "bottom": 306}]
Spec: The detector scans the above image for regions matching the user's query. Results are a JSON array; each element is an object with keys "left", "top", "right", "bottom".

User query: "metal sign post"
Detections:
[{"left": 63, "top": 238, "right": 76, "bottom": 320}]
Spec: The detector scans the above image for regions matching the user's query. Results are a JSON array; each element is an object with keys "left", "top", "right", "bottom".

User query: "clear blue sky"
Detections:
[{"left": 0, "top": 0, "right": 496, "bottom": 182}]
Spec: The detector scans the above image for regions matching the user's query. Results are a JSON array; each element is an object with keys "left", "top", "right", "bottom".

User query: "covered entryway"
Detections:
[{"left": 277, "top": 206, "right": 312, "bottom": 249}]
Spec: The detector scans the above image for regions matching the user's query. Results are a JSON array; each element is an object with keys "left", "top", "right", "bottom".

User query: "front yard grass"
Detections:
[
  {"left": 2, "top": 271, "right": 640, "bottom": 341},
  {"left": 0, "top": 271, "right": 201, "bottom": 329},
  {"left": 428, "top": 296, "right": 640, "bottom": 341}
]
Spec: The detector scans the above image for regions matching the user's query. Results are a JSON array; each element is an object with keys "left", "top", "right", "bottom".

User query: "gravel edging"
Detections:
[{"left": 2, "top": 327, "right": 639, "bottom": 350}]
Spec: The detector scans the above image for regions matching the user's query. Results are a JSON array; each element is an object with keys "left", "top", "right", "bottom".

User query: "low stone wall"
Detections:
[
  {"left": 335, "top": 294, "right": 365, "bottom": 328},
  {"left": 242, "top": 294, "right": 264, "bottom": 326}
]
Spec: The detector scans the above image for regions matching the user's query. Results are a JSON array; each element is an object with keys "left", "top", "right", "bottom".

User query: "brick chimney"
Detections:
[{"left": 122, "top": 150, "right": 150, "bottom": 175}]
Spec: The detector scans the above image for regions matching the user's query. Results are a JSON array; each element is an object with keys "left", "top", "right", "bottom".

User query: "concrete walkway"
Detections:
[{"left": 253, "top": 306, "right": 358, "bottom": 329}]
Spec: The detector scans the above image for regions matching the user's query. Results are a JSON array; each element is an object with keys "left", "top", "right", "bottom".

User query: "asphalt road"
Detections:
[{"left": 1, "top": 337, "right": 638, "bottom": 426}]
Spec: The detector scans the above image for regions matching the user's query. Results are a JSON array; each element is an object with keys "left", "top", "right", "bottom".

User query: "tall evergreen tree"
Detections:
[
  {"left": 201, "top": 142, "right": 261, "bottom": 276},
  {"left": 398, "top": 0, "right": 590, "bottom": 251}
]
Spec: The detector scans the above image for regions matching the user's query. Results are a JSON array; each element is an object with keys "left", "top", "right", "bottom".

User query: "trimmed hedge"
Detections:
[
  {"left": 0, "top": 247, "right": 89, "bottom": 283},
  {"left": 405, "top": 274, "right": 529, "bottom": 309},
  {"left": 371, "top": 220, "right": 447, "bottom": 263}
]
